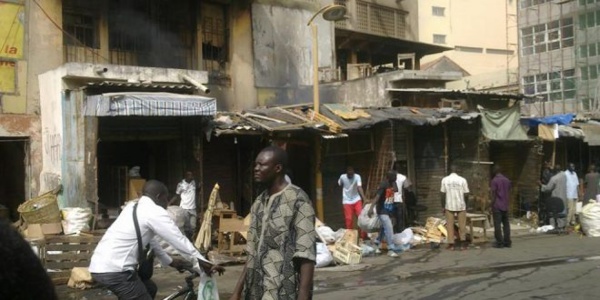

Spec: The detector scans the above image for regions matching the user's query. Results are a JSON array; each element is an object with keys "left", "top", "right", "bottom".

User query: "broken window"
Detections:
[{"left": 201, "top": 2, "right": 228, "bottom": 73}]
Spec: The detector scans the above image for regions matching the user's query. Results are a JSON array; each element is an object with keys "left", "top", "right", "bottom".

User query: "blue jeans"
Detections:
[{"left": 377, "top": 214, "right": 397, "bottom": 251}]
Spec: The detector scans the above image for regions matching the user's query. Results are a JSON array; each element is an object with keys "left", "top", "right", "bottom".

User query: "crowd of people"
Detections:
[{"left": 540, "top": 161, "right": 600, "bottom": 230}]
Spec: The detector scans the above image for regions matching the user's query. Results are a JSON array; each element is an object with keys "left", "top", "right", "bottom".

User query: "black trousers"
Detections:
[
  {"left": 394, "top": 203, "right": 405, "bottom": 233},
  {"left": 92, "top": 271, "right": 157, "bottom": 300},
  {"left": 493, "top": 210, "right": 511, "bottom": 246}
]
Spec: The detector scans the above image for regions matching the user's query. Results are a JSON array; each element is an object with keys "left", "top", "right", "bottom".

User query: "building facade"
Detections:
[{"left": 403, "top": 0, "right": 519, "bottom": 91}]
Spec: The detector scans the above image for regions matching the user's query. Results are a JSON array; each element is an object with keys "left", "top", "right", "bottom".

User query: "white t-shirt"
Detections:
[
  {"left": 176, "top": 180, "right": 196, "bottom": 210},
  {"left": 394, "top": 173, "right": 411, "bottom": 203},
  {"left": 338, "top": 174, "right": 363, "bottom": 205},
  {"left": 440, "top": 173, "right": 469, "bottom": 211}
]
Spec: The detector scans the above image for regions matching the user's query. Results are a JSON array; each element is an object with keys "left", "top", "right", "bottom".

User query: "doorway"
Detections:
[{"left": 0, "top": 138, "right": 28, "bottom": 221}]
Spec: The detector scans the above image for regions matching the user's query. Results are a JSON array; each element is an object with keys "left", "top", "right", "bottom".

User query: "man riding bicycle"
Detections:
[{"left": 90, "top": 180, "right": 224, "bottom": 300}]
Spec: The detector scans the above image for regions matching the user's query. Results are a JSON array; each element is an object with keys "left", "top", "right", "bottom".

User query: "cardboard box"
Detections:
[{"left": 24, "top": 222, "right": 63, "bottom": 238}]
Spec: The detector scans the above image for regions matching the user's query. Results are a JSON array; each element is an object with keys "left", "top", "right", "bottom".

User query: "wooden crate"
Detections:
[
  {"left": 43, "top": 235, "right": 101, "bottom": 284},
  {"left": 333, "top": 242, "right": 362, "bottom": 265}
]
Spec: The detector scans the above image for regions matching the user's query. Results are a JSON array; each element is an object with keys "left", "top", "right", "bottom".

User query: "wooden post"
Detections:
[
  {"left": 312, "top": 23, "right": 320, "bottom": 115},
  {"left": 315, "top": 135, "right": 325, "bottom": 221},
  {"left": 552, "top": 140, "right": 557, "bottom": 168}
]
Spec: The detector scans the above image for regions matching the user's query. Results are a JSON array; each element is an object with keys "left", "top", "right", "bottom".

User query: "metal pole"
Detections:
[{"left": 312, "top": 23, "right": 320, "bottom": 115}]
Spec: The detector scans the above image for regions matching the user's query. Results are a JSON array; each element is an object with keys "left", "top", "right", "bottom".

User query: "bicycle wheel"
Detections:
[{"left": 163, "top": 287, "right": 192, "bottom": 300}]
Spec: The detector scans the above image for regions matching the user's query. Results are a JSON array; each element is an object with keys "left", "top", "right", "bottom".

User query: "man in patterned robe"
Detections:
[{"left": 231, "top": 146, "right": 317, "bottom": 300}]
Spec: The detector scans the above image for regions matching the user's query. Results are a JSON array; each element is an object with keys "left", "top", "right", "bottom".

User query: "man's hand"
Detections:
[
  {"left": 199, "top": 260, "right": 225, "bottom": 276},
  {"left": 170, "top": 257, "right": 192, "bottom": 271}
]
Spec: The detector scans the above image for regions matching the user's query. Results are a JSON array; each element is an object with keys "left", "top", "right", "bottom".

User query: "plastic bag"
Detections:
[
  {"left": 358, "top": 203, "right": 381, "bottom": 232},
  {"left": 316, "top": 226, "right": 336, "bottom": 244},
  {"left": 315, "top": 243, "right": 333, "bottom": 268},
  {"left": 361, "top": 244, "right": 376, "bottom": 256},
  {"left": 392, "top": 228, "right": 414, "bottom": 245},
  {"left": 580, "top": 201, "right": 600, "bottom": 237},
  {"left": 61, "top": 207, "right": 92, "bottom": 234},
  {"left": 197, "top": 272, "right": 219, "bottom": 300}
]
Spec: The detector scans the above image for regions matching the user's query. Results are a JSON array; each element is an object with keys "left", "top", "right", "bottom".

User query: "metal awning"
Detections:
[
  {"left": 573, "top": 122, "right": 600, "bottom": 146},
  {"left": 385, "top": 88, "right": 529, "bottom": 100},
  {"left": 84, "top": 92, "right": 216, "bottom": 117}
]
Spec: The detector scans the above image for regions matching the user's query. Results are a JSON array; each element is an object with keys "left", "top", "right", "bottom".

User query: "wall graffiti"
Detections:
[{"left": 44, "top": 131, "right": 61, "bottom": 165}]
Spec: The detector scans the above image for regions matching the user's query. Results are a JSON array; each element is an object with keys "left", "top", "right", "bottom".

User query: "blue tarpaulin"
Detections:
[{"left": 525, "top": 113, "right": 575, "bottom": 127}]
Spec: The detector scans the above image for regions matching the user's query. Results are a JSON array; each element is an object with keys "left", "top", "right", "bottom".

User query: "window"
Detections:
[
  {"left": 521, "top": 0, "right": 551, "bottom": 9},
  {"left": 63, "top": 11, "right": 99, "bottom": 48},
  {"left": 521, "top": 69, "right": 576, "bottom": 101},
  {"left": 432, "top": 6, "right": 445, "bottom": 17},
  {"left": 201, "top": 3, "right": 229, "bottom": 73},
  {"left": 520, "top": 18, "right": 574, "bottom": 56},
  {"left": 433, "top": 34, "right": 446, "bottom": 44}
]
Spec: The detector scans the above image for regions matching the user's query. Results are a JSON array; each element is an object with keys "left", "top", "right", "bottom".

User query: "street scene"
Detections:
[{"left": 3, "top": 0, "right": 600, "bottom": 299}]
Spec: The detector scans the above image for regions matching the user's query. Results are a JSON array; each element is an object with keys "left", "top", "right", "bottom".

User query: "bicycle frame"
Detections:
[{"left": 163, "top": 273, "right": 198, "bottom": 300}]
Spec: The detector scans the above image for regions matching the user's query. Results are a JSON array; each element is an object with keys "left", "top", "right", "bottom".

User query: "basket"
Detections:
[
  {"left": 18, "top": 191, "right": 61, "bottom": 224},
  {"left": 332, "top": 241, "right": 362, "bottom": 265}
]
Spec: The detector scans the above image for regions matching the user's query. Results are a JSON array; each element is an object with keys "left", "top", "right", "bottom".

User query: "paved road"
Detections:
[
  {"left": 314, "top": 235, "right": 600, "bottom": 300},
  {"left": 56, "top": 233, "right": 600, "bottom": 299}
]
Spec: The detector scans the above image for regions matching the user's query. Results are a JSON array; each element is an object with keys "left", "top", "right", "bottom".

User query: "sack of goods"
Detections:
[
  {"left": 358, "top": 203, "right": 381, "bottom": 232},
  {"left": 580, "top": 200, "right": 600, "bottom": 237},
  {"left": 61, "top": 207, "right": 92, "bottom": 235},
  {"left": 315, "top": 242, "right": 334, "bottom": 268}
]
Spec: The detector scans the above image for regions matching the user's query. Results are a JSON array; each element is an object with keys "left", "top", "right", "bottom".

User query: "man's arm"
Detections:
[
  {"left": 297, "top": 258, "right": 315, "bottom": 300},
  {"left": 357, "top": 186, "right": 368, "bottom": 203}
]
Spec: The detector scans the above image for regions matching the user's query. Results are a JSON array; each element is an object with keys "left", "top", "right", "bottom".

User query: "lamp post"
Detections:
[{"left": 307, "top": 4, "right": 346, "bottom": 222}]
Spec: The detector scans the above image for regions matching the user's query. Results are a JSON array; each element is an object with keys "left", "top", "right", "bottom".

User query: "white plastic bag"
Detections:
[
  {"left": 316, "top": 226, "right": 336, "bottom": 244},
  {"left": 358, "top": 203, "right": 381, "bottom": 232},
  {"left": 392, "top": 228, "right": 414, "bottom": 245},
  {"left": 61, "top": 207, "right": 92, "bottom": 234},
  {"left": 580, "top": 201, "right": 600, "bottom": 237},
  {"left": 315, "top": 243, "right": 333, "bottom": 268},
  {"left": 197, "top": 272, "right": 219, "bottom": 300}
]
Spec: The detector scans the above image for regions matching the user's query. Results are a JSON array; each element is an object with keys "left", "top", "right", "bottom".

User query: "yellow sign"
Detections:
[
  {"left": 0, "top": 2, "right": 25, "bottom": 59},
  {"left": 0, "top": 60, "right": 17, "bottom": 93}
]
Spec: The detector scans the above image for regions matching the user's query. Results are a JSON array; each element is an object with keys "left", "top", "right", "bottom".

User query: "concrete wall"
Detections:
[
  {"left": 251, "top": 2, "right": 334, "bottom": 96},
  {"left": 0, "top": 0, "right": 64, "bottom": 198}
]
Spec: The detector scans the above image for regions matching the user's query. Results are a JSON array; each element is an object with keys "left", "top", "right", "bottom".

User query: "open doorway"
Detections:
[{"left": 0, "top": 138, "right": 28, "bottom": 221}]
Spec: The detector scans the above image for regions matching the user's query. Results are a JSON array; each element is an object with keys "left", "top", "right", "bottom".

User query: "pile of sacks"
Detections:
[{"left": 581, "top": 200, "right": 600, "bottom": 237}]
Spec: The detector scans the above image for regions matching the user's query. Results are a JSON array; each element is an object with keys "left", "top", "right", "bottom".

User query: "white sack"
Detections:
[
  {"left": 61, "top": 207, "right": 92, "bottom": 235},
  {"left": 315, "top": 242, "right": 334, "bottom": 268},
  {"left": 581, "top": 201, "right": 600, "bottom": 237},
  {"left": 316, "top": 226, "right": 336, "bottom": 244},
  {"left": 358, "top": 203, "right": 381, "bottom": 233}
]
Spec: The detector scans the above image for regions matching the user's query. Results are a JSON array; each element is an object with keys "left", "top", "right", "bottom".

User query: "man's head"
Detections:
[
  {"left": 387, "top": 170, "right": 397, "bottom": 183},
  {"left": 142, "top": 180, "right": 169, "bottom": 208},
  {"left": 254, "top": 146, "right": 288, "bottom": 184},
  {"left": 568, "top": 163, "right": 576, "bottom": 172},
  {"left": 589, "top": 164, "right": 596, "bottom": 173},
  {"left": 493, "top": 165, "right": 502, "bottom": 175},
  {"left": 346, "top": 166, "right": 355, "bottom": 178},
  {"left": 184, "top": 171, "right": 194, "bottom": 183},
  {"left": 449, "top": 164, "right": 459, "bottom": 175}
]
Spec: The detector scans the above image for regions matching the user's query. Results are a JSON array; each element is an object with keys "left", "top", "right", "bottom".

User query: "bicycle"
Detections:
[{"left": 163, "top": 266, "right": 200, "bottom": 300}]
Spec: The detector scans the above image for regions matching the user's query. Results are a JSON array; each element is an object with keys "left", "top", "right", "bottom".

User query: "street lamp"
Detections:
[
  {"left": 307, "top": 4, "right": 347, "bottom": 114},
  {"left": 307, "top": 4, "right": 347, "bottom": 222}
]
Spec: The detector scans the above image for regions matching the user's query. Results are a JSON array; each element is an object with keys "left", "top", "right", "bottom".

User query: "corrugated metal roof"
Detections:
[
  {"left": 386, "top": 88, "right": 530, "bottom": 100},
  {"left": 84, "top": 92, "right": 216, "bottom": 117}
]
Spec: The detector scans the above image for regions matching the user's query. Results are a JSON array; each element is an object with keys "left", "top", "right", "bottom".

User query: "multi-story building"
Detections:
[
  {"left": 0, "top": 0, "right": 457, "bottom": 223},
  {"left": 403, "top": 0, "right": 519, "bottom": 91},
  {"left": 517, "top": 0, "right": 580, "bottom": 116}
]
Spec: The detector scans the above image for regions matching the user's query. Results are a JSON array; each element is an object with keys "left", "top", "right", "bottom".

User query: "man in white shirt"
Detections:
[
  {"left": 565, "top": 163, "right": 580, "bottom": 226},
  {"left": 440, "top": 166, "right": 470, "bottom": 251},
  {"left": 338, "top": 166, "right": 368, "bottom": 240},
  {"left": 170, "top": 171, "right": 197, "bottom": 240},
  {"left": 90, "top": 180, "right": 223, "bottom": 300}
]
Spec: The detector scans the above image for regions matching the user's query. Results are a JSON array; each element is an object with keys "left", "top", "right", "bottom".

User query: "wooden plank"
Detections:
[
  {"left": 49, "top": 271, "right": 71, "bottom": 285},
  {"left": 45, "top": 235, "right": 101, "bottom": 243},
  {"left": 46, "top": 244, "right": 97, "bottom": 251},
  {"left": 45, "top": 253, "right": 92, "bottom": 261},
  {"left": 46, "top": 261, "right": 91, "bottom": 269},
  {"left": 219, "top": 218, "right": 245, "bottom": 232}
]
